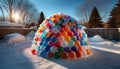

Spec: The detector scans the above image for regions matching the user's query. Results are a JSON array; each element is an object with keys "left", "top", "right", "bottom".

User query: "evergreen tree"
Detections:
[
  {"left": 37, "top": 12, "right": 45, "bottom": 28},
  {"left": 88, "top": 6, "right": 103, "bottom": 28},
  {"left": 108, "top": 0, "right": 120, "bottom": 28}
]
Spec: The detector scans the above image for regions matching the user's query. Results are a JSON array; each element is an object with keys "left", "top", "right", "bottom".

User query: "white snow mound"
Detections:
[
  {"left": 25, "top": 31, "right": 35, "bottom": 39},
  {"left": 89, "top": 35, "right": 106, "bottom": 42},
  {"left": 113, "top": 42, "right": 120, "bottom": 47},
  {"left": 4, "top": 33, "right": 25, "bottom": 43}
]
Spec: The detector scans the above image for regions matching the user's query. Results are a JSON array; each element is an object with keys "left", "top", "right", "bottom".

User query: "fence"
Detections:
[
  {"left": 0, "top": 28, "right": 120, "bottom": 41},
  {"left": 85, "top": 28, "right": 120, "bottom": 41},
  {"left": 0, "top": 28, "right": 35, "bottom": 39}
]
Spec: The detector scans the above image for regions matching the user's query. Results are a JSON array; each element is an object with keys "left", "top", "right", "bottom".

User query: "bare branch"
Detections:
[{"left": 76, "top": 0, "right": 117, "bottom": 23}]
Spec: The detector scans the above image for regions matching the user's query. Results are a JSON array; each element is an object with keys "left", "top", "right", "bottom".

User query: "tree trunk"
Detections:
[
  {"left": 9, "top": 7, "right": 13, "bottom": 22},
  {"left": 0, "top": 6, "right": 5, "bottom": 21}
]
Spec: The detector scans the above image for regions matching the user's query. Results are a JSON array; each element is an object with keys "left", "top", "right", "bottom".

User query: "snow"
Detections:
[
  {"left": 0, "top": 21, "right": 25, "bottom": 27},
  {"left": 114, "top": 42, "right": 120, "bottom": 47},
  {"left": 91, "top": 42, "right": 120, "bottom": 54},
  {"left": 82, "top": 26, "right": 87, "bottom": 29},
  {"left": 89, "top": 35, "right": 120, "bottom": 47},
  {"left": 30, "top": 26, "right": 37, "bottom": 29},
  {"left": 25, "top": 31, "right": 35, "bottom": 40},
  {"left": 89, "top": 35, "right": 106, "bottom": 42},
  {"left": 0, "top": 34, "right": 120, "bottom": 69},
  {"left": 4, "top": 33, "right": 25, "bottom": 43}
]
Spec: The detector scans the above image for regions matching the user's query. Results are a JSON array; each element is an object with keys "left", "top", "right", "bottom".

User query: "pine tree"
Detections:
[
  {"left": 108, "top": 0, "right": 120, "bottom": 28},
  {"left": 37, "top": 12, "right": 45, "bottom": 28},
  {"left": 88, "top": 6, "right": 103, "bottom": 28}
]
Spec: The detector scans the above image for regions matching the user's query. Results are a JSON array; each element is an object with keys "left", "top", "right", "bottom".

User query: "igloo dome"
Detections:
[{"left": 31, "top": 13, "right": 91, "bottom": 59}]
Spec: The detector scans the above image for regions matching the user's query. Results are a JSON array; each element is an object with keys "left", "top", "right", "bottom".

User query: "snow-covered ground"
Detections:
[
  {"left": 4, "top": 33, "right": 25, "bottom": 43},
  {"left": 0, "top": 21, "right": 25, "bottom": 27},
  {"left": 0, "top": 33, "right": 120, "bottom": 69}
]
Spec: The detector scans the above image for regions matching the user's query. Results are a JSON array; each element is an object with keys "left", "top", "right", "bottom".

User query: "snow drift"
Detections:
[
  {"left": 89, "top": 35, "right": 105, "bottom": 42},
  {"left": 4, "top": 33, "right": 25, "bottom": 43},
  {"left": 25, "top": 31, "right": 35, "bottom": 39}
]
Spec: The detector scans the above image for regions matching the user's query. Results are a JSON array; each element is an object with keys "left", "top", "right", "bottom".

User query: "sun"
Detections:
[{"left": 13, "top": 12, "right": 20, "bottom": 22}]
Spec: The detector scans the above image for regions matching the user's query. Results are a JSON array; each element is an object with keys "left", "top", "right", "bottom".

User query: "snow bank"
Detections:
[
  {"left": 89, "top": 35, "right": 120, "bottom": 47},
  {"left": 30, "top": 26, "right": 37, "bottom": 29},
  {"left": 82, "top": 26, "right": 87, "bottom": 29},
  {"left": 0, "top": 21, "right": 25, "bottom": 27},
  {"left": 4, "top": 33, "right": 25, "bottom": 43},
  {"left": 117, "top": 42, "right": 120, "bottom": 44},
  {"left": 25, "top": 31, "right": 35, "bottom": 39},
  {"left": 113, "top": 42, "right": 120, "bottom": 47},
  {"left": 89, "top": 35, "right": 106, "bottom": 42}
]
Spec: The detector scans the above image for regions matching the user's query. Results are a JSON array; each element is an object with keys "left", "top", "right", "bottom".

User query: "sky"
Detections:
[
  {"left": 0, "top": 0, "right": 117, "bottom": 22},
  {"left": 29, "top": 0, "right": 85, "bottom": 20}
]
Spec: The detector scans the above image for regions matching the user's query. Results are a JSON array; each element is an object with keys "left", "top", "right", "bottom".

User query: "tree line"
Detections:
[{"left": 76, "top": 0, "right": 120, "bottom": 28}]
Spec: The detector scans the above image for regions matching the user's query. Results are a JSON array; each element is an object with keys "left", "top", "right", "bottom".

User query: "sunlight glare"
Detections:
[{"left": 14, "top": 12, "right": 20, "bottom": 22}]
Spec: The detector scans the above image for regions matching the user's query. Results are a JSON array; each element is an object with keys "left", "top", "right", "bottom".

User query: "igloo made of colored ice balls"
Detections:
[{"left": 31, "top": 13, "right": 91, "bottom": 59}]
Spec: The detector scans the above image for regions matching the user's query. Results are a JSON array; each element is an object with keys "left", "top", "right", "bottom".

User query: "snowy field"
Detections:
[{"left": 0, "top": 32, "right": 120, "bottom": 69}]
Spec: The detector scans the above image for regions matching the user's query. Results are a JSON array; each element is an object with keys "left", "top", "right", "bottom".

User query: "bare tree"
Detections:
[
  {"left": 14, "top": 0, "right": 38, "bottom": 24},
  {"left": 0, "top": 0, "right": 38, "bottom": 24},
  {"left": 28, "top": 9, "right": 38, "bottom": 23},
  {"left": 0, "top": 5, "right": 5, "bottom": 21},
  {"left": 1, "top": 0, "right": 17, "bottom": 22},
  {"left": 76, "top": 0, "right": 117, "bottom": 24},
  {"left": 14, "top": 0, "right": 31, "bottom": 23}
]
